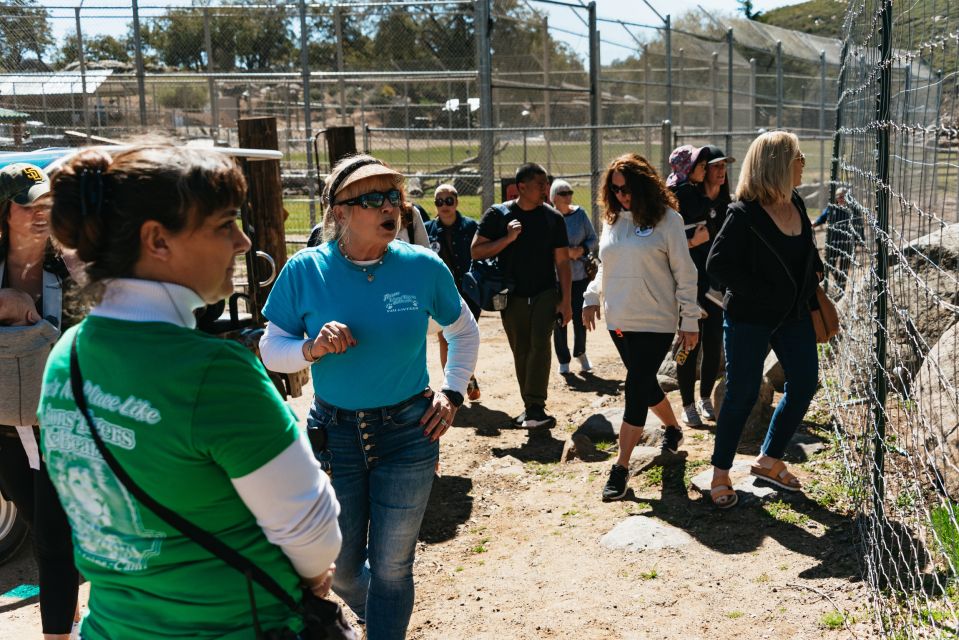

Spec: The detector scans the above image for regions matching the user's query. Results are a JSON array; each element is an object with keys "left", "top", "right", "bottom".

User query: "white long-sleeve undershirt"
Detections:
[
  {"left": 260, "top": 298, "right": 480, "bottom": 396},
  {"left": 231, "top": 435, "right": 341, "bottom": 579}
]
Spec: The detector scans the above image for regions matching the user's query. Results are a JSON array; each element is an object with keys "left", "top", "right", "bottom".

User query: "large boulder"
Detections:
[
  {"left": 913, "top": 322, "right": 959, "bottom": 498},
  {"left": 764, "top": 350, "right": 785, "bottom": 393}
]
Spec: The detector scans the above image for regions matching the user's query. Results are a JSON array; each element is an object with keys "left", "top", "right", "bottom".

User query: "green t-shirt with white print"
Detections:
[{"left": 39, "top": 316, "right": 302, "bottom": 640}]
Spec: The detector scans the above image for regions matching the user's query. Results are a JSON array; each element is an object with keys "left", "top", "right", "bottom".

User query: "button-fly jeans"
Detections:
[{"left": 307, "top": 394, "right": 438, "bottom": 640}]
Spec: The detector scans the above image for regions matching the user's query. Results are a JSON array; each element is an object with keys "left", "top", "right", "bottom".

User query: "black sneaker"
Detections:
[
  {"left": 521, "top": 405, "right": 556, "bottom": 429},
  {"left": 661, "top": 425, "right": 685, "bottom": 454},
  {"left": 602, "top": 464, "right": 629, "bottom": 501}
]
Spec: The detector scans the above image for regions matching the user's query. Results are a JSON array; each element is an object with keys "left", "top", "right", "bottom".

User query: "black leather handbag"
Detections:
[{"left": 69, "top": 337, "right": 355, "bottom": 640}]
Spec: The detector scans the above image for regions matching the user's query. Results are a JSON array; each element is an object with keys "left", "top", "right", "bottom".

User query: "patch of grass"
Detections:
[
  {"left": 778, "top": 563, "right": 790, "bottom": 571},
  {"left": 754, "top": 573, "right": 770, "bottom": 584},
  {"left": 690, "top": 432, "right": 708, "bottom": 441},
  {"left": 561, "top": 509, "right": 579, "bottom": 517},
  {"left": 683, "top": 459, "right": 710, "bottom": 487},
  {"left": 525, "top": 461, "right": 558, "bottom": 479},
  {"left": 820, "top": 610, "right": 846, "bottom": 630},
  {"left": 638, "top": 465, "right": 663, "bottom": 488},
  {"left": 639, "top": 568, "right": 658, "bottom": 580},
  {"left": 726, "top": 610, "right": 744, "bottom": 619},
  {"left": 595, "top": 439, "right": 617, "bottom": 452},
  {"left": 930, "top": 503, "right": 959, "bottom": 571},
  {"left": 764, "top": 500, "right": 809, "bottom": 526},
  {"left": 454, "top": 566, "right": 464, "bottom": 572},
  {"left": 916, "top": 606, "right": 949, "bottom": 625},
  {"left": 470, "top": 537, "right": 490, "bottom": 554}
]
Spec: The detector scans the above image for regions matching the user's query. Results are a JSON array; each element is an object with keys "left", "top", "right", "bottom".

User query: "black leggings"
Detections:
[
  {"left": 677, "top": 299, "right": 724, "bottom": 406},
  {"left": 0, "top": 429, "right": 79, "bottom": 634},
  {"left": 610, "top": 331, "right": 674, "bottom": 426}
]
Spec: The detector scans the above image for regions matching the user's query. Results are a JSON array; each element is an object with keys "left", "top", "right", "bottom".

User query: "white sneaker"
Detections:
[
  {"left": 576, "top": 354, "right": 593, "bottom": 372},
  {"left": 697, "top": 398, "right": 716, "bottom": 421},
  {"left": 559, "top": 362, "right": 571, "bottom": 374},
  {"left": 682, "top": 403, "right": 703, "bottom": 427}
]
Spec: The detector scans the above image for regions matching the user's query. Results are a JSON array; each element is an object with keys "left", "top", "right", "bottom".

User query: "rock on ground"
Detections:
[
  {"left": 600, "top": 516, "right": 694, "bottom": 552},
  {"left": 914, "top": 321, "right": 959, "bottom": 498},
  {"left": 710, "top": 377, "right": 774, "bottom": 441}
]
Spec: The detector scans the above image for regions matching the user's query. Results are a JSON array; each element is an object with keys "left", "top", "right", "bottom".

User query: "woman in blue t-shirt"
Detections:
[{"left": 261, "top": 154, "right": 480, "bottom": 640}]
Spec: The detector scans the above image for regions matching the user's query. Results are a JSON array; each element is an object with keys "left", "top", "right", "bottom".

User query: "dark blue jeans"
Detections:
[
  {"left": 711, "top": 314, "right": 819, "bottom": 470},
  {"left": 553, "top": 278, "right": 588, "bottom": 364},
  {"left": 307, "top": 394, "right": 438, "bottom": 640}
]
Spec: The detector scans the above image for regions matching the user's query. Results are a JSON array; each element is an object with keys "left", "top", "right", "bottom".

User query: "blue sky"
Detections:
[{"left": 44, "top": 0, "right": 806, "bottom": 64}]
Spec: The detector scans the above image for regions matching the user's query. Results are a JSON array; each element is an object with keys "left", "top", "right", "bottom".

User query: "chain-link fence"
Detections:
[
  {"left": 0, "top": 1, "right": 846, "bottom": 222},
  {"left": 821, "top": 0, "right": 959, "bottom": 635}
]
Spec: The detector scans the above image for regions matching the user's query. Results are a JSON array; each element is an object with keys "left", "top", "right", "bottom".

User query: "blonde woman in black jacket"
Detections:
[{"left": 705, "top": 131, "right": 824, "bottom": 508}]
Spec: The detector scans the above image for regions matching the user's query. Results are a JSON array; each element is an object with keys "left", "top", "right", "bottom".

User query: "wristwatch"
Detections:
[{"left": 441, "top": 389, "right": 464, "bottom": 408}]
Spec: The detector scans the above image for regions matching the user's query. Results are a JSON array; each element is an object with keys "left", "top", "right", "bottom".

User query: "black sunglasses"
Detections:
[
  {"left": 609, "top": 184, "right": 631, "bottom": 196},
  {"left": 554, "top": 190, "right": 573, "bottom": 197},
  {"left": 434, "top": 196, "right": 456, "bottom": 207},
  {"left": 335, "top": 189, "right": 402, "bottom": 209}
]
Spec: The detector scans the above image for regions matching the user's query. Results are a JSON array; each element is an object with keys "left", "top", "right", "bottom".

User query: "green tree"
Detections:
[
  {"left": 56, "top": 34, "right": 132, "bottom": 68},
  {"left": 0, "top": 0, "right": 54, "bottom": 70}
]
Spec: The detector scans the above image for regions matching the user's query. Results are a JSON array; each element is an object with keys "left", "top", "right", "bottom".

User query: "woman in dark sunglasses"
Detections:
[
  {"left": 549, "top": 179, "right": 597, "bottom": 375},
  {"left": 424, "top": 184, "right": 482, "bottom": 400},
  {"left": 260, "top": 154, "right": 479, "bottom": 640},
  {"left": 583, "top": 154, "right": 700, "bottom": 502}
]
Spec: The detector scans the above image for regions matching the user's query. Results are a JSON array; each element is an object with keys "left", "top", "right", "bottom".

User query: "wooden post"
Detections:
[
  {"left": 237, "top": 116, "right": 287, "bottom": 321},
  {"left": 237, "top": 115, "right": 307, "bottom": 398}
]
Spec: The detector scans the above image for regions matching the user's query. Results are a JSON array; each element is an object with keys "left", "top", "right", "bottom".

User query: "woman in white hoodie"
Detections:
[{"left": 583, "top": 153, "right": 701, "bottom": 501}]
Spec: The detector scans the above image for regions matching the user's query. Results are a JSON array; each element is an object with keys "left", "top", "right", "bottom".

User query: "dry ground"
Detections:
[{"left": 0, "top": 315, "right": 878, "bottom": 639}]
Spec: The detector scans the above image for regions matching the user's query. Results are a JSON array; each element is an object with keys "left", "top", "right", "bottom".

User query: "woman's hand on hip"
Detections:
[
  {"left": 582, "top": 305, "right": 601, "bottom": 331},
  {"left": 420, "top": 389, "right": 456, "bottom": 442},
  {"left": 310, "top": 321, "right": 356, "bottom": 358},
  {"left": 679, "top": 330, "right": 699, "bottom": 351}
]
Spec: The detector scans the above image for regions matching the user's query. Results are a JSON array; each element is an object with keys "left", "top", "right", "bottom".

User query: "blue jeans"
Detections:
[
  {"left": 307, "top": 394, "right": 438, "bottom": 640},
  {"left": 711, "top": 314, "right": 819, "bottom": 470}
]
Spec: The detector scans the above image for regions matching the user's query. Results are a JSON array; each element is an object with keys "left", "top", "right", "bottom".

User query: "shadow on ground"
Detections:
[
  {"left": 560, "top": 371, "right": 623, "bottom": 396},
  {"left": 420, "top": 475, "right": 473, "bottom": 544},
  {"left": 491, "top": 428, "right": 566, "bottom": 464}
]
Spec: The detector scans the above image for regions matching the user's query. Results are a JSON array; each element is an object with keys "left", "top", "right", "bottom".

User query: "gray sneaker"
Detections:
[
  {"left": 682, "top": 403, "right": 703, "bottom": 427},
  {"left": 697, "top": 397, "right": 716, "bottom": 421},
  {"left": 602, "top": 464, "right": 629, "bottom": 501}
]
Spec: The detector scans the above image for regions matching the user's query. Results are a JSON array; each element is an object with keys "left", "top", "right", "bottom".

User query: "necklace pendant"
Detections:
[{"left": 367, "top": 273, "right": 375, "bottom": 283}]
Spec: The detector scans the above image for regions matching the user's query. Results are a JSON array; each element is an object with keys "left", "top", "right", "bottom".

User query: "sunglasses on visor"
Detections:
[{"left": 335, "top": 189, "right": 402, "bottom": 209}]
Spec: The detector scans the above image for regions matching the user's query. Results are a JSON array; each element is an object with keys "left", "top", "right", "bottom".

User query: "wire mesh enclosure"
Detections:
[{"left": 825, "top": 0, "right": 959, "bottom": 635}]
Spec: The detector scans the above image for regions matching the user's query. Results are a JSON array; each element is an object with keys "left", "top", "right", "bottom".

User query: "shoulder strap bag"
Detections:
[{"left": 69, "top": 336, "right": 355, "bottom": 640}]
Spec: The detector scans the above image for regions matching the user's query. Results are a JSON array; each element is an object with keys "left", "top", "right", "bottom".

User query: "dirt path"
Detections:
[{"left": 0, "top": 316, "right": 876, "bottom": 639}]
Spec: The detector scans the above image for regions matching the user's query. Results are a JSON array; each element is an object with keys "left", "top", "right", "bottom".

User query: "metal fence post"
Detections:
[
  {"left": 475, "top": 0, "right": 494, "bottom": 212},
  {"left": 131, "top": 0, "right": 147, "bottom": 128},
  {"left": 643, "top": 45, "right": 651, "bottom": 156},
  {"left": 74, "top": 7, "right": 91, "bottom": 142},
  {"left": 678, "top": 48, "right": 685, "bottom": 131},
  {"left": 749, "top": 58, "right": 757, "bottom": 129},
  {"left": 543, "top": 16, "right": 552, "bottom": 172},
  {"left": 588, "top": 1, "right": 601, "bottom": 226},
  {"left": 660, "top": 120, "right": 671, "bottom": 177},
  {"left": 204, "top": 9, "right": 219, "bottom": 142},
  {"left": 297, "top": 0, "right": 317, "bottom": 226},
  {"left": 776, "top": 41, "right": 783, "bottom": 128},
  {"left": 335, "top": 5, "right": 347, "bottom": 124},
  {"left": 710, "top": 51, "right": 718, "bottom": 132},
  {"left": 819, "top": 50, "right": 826, "bottom": 189},
  {"left": 727, "top": 28, "right": 734, "bottom": 153},
  {"left": 872, "top": 0, "right": 893, "bottom": 514},
  {"left": 665, "top": 15, "right": 672, "bottom": 124}
]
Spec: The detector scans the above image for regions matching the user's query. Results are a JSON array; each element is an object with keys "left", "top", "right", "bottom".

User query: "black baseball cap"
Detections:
[
  {"left": 0, "top": 163, "right": 51, "bottom": 205},
  {"left": 700, "top": 145, "right": 736, "bottom": 165}
]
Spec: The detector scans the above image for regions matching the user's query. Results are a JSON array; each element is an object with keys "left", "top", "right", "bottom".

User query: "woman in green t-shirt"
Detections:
[{"left": 39, "top": 145, "right": 343, "bottom": 639}]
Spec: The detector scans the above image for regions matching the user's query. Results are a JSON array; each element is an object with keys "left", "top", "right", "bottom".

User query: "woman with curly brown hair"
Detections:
[{"left": 583, "top": 154, "right": 701, "bottom": 501}]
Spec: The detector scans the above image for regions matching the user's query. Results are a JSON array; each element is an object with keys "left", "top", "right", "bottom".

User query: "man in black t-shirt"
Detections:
[{"left": 472, "top": 163, "right": 572, "bottom": 428}]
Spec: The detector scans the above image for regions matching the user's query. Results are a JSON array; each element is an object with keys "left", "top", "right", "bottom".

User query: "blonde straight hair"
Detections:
[{"left": 735, "top": 130, "right": 800, "bottom": 204}]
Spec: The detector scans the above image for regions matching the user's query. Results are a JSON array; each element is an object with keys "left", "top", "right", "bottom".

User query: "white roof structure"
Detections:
[{"left": 0, "top": 69, "right": 114, "bottom": 97}]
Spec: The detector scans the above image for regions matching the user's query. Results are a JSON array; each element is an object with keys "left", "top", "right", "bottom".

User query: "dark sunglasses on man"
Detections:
[
  {"left": 434, "top": 196, "right": 456, "bottom": 207},
  {"left": 554, "top": 190, "right": 573, "bottom": 197},
  {"left": 335, "top": 188, "right": 402, "bottom": 209}
]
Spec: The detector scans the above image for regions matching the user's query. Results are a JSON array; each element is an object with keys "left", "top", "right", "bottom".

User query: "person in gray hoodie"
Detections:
[{"left": 583, "top": 153, "right": 701, "bottom": 501}]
